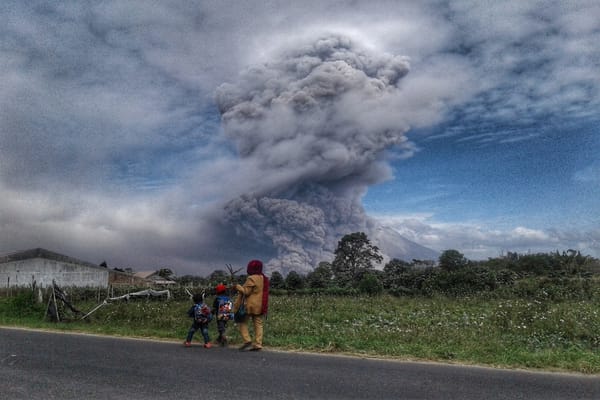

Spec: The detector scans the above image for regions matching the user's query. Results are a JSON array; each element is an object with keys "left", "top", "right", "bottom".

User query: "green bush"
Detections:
[
  {"left": 505, "top": 277, "right": 599, "bottom": 301},
  {"left": 358, "top": 274, "right": 383, "bottom": 295},
  {"left": 0, "top": 292, "right": 45, "bottom": 319}
]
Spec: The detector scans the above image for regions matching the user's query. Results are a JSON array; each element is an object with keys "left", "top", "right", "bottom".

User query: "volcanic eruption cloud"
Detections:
[{"left": 215, "top": 35, "right": 422, "bottom": 275}]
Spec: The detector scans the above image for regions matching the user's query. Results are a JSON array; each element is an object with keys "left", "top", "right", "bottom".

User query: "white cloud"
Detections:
[
  {"left": 374, "top": 213, "right": 600, "bottom": 260},
  {"left": 574, "top": 163, "right": 600, "bottom": 185},
  {"left": 511, "top": 227, "right": 551, "bottom": 241}
]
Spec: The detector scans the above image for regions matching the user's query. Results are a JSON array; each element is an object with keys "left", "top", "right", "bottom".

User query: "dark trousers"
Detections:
[
  {"left": 186, "top": 321, "right": 210, "bottom": 343},
  {"left": 216, "top": 319, "right": 228, "bottom": 338}
]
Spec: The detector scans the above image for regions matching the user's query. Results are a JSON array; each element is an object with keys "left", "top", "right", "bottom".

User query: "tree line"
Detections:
[{"left": 177, "top": 232, "right": 600, "bottom": 298}]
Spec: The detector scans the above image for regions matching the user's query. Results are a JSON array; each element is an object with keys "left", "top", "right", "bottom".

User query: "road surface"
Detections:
[{"left": 1, "top": 327, "right": 599, "bottom": 399}]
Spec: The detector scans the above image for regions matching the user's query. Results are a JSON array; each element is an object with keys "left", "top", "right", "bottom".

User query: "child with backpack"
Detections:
[
  {"left": 212, "top": 283, "right": 234, "bottom": 347},
  {"left": 184, "top": 293, "right": 213, "bottom": 348}
]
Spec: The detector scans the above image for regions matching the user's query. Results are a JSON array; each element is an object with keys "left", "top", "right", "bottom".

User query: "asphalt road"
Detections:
[{"left": 1, "top": 327, "right": 599, "bottom": 400}]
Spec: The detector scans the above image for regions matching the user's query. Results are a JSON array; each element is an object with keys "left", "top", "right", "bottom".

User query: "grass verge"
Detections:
[{"left": 1, "top": 293, "right": 599, "bottom": 374}]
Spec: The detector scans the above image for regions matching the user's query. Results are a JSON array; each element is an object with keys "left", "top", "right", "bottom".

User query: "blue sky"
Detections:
[
  {"left": 365, "top": 117, "right": 599, "bottom": 259},
  {"left": 1, "top": 1, "right": 598, "bottom": 274}
]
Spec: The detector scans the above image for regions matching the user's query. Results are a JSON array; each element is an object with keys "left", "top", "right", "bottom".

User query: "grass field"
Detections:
[{"left": 1, "top": 292, "right": 599, "bottom": 374}]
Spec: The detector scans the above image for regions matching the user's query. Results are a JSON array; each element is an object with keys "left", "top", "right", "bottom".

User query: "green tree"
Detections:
[
  {"left": 382, "top": 258, "right": 412, "bottom": 290},
  {"left": 358, "top": 273, "right": 383, "bottom": 295},
  {"left": 307, "top": 262, "right": 333, "bottom": 289},
  {"left": 332, "top": 232, "right": 383, "bottom": 287},
  {"left": 269, "top": 271, "right": 285, "bottom": 289},
  {"left": 208, "top": 270, "right": 228, "bottom": 286},
  {"left": 285, "top": 270, "right": 305, "bottom": 290},
  {"left": 438, "top": 249, "right": 469, "bottom": 272},
  {"left": 157, "top": 268, "right": 174, "bottom": 279}
]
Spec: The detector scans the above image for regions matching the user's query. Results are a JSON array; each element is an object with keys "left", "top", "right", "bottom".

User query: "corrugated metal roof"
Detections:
[{"left": 0, "top": 248, "right": 103, "bottom": 270}]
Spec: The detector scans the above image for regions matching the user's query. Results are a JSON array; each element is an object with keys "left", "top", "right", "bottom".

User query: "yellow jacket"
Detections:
[{"left": 234, "top": 274, "right": 265, "bottom": 315}]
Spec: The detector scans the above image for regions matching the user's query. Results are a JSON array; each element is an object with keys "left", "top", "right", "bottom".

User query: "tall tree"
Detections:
[
  {"left": 438, "top": 249, "right": 469, "bottom": 271},
  {"left": 307, "top": 262, "right": 333, "bottom": 289},
  {"left": 284, "top": 270, "right": 305, "bottom": 290},
  {"left": 269, "top": 271, "right": 285, "bottom": 289},
  {"left": 332, "top": 232, "right": 383, "bottom": 287},
  {"left": 382, "top": 258, "right": 412, "bottom": 290}
]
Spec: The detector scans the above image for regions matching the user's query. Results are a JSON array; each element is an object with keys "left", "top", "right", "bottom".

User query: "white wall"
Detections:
[{"left": 0, "top": 258, "right": 109, "bottom": 288}]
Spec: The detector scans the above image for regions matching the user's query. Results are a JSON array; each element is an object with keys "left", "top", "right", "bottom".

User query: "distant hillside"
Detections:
[{"left": 370, "top": 225, "right": 439, "bottom": 267}]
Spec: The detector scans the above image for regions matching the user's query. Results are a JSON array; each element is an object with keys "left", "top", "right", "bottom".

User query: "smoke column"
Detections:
[{"left": 215, "top": 35, "right": 414, "bottom": 274}]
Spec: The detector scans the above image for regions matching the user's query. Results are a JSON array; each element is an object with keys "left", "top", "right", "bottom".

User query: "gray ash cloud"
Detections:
[{"left": 214, "top": 35, "right": 418, "bottom": 274}]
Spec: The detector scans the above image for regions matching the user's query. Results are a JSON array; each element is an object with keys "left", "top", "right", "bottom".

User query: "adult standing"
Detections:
[{"left": 233, "top": 259, "right": 270, "bottom": 351}]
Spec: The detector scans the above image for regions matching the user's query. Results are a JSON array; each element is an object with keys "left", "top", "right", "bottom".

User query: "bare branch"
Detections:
[{"left": 226, "top": 263, "right": 243, "bottom": 285}]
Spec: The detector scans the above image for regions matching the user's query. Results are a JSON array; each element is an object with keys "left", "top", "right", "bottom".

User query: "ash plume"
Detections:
[{"left": 215, "top": 35, "right": 421, "bottom": 274}]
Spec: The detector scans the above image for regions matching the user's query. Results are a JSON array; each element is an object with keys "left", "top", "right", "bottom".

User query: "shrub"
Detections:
[
  {"left": 0, "top": 292, "right": 45, "bottom": 318},
  {"left": 358, "top": 274, "right": 383, "bottom": 295}
]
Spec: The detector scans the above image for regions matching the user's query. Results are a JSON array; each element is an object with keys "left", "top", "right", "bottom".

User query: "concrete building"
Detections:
[{"left": 0, "top": 248, "right": 109, "bottom": 288}]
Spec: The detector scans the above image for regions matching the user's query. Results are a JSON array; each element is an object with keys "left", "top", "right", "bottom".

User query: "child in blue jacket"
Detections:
[
  {"left": 184, "top": 293, "right": 213, "bottom": 348},
  {"left": 212, "top": 284, "right": 234, "bottom": 347}
]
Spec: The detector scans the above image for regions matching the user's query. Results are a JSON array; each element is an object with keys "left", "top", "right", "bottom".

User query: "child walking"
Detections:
[
  {"left": 184, "top": 293, "right": 213, "bottom": 348},
  {"left": 212, "top": 284, "right": 234, "bottom": 347}
]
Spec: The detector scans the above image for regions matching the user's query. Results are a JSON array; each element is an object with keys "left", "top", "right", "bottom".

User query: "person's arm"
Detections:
[
  {"left": 235, "top": 277, "right": 256, "bottom": 296},
  {"left": 234, "top": 284, "right": 245, "bottom": 295}
]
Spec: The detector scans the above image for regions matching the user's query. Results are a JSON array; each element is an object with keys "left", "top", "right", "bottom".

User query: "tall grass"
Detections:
[
  {"left": 1, "top": 292, "right": 599, "bottom": 374},
  {"left": 266, "top": 295, "right": 600, "bottom": 373}
]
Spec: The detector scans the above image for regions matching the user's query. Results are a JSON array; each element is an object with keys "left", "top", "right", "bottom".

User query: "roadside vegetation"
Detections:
[{"left": 1, "top": 232, "right": 599, "bottom": 374}]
